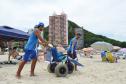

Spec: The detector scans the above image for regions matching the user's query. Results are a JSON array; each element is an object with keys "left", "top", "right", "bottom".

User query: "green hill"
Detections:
[{"left": 44, "top": 20, "right": 126, "bottom": 48}]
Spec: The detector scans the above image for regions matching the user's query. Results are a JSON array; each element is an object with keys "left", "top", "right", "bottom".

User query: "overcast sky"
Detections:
[{"left": 0, "top": 0, "right": 126, "bottom": 41}]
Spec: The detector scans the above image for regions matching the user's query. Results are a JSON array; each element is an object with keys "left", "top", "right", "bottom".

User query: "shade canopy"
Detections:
[
  {"left": 82, "top": 47, "right": 94, "bottom": 52},
  {"left": 0, "top": 26, "right": 29, "bottom": 41},
  {"left": 119, "top": 48, "right": 126, "bottom": 53},
  {"left": 91, "top": 41, "right": 113, "bottom": 51}
]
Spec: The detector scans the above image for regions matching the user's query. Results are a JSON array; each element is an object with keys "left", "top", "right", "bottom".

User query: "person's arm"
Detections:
[
  {"left": 71, "top": 38, "right": 76, "bottom": 54},
  {"left": 71, "top": 42, "right": 74, "bottom": 54},
  {"left": 38, "top": 40, "right": 47, "bottom": 47}
]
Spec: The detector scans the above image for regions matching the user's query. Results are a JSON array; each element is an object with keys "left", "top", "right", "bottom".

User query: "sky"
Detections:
[{"left": 0, "top": 0, "right": 126, "bottom": 41}]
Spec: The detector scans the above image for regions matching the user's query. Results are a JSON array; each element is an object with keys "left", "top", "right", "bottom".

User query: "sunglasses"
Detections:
[
  {"left": 76, "top": 34, "right": 81, "bottom": 36},
  {"left": 38, "top": 26, "right": 44, "bottom": 29}
]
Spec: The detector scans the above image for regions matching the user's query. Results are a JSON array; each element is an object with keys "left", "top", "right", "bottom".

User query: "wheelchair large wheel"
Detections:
[
  {"left": 55, "top": 63, "right": 68, "bottom": 77},
  {"left": 47, "top": 63, "right": 57, "bottom": 73},
  {"left": 67, "top": 62, "right": 74, "bottom": 74}
]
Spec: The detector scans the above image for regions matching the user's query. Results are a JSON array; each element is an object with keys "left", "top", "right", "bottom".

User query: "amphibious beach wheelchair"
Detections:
[{"left": 45, "top": 44, "right": 83, "bottom": 77}]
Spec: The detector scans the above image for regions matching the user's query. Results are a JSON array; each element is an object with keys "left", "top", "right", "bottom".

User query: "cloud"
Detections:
[{"left": 0, "top": 0, "right": 126, "bottom": 41}]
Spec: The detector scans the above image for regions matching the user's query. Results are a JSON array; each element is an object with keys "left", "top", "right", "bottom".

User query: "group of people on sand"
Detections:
[
  {"left": 16, "top": 22, "right": 81, "bottom": 78},
  {"left": 101, "top": 50, "right": 118, "bottom": 63}
]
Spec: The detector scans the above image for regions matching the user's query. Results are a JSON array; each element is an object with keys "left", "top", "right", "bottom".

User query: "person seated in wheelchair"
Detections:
[
  {"left": 47, "top": 44, "right": 75, "bottom": 76},
  {"left": 43, "top": 43, "right": 60, "bottom": 62},
  {"left": 67, "top": 32, "right": 81, "bottom": 70},
  {"left": 50, "top": 44, "right": 67, "bottom": 62}
]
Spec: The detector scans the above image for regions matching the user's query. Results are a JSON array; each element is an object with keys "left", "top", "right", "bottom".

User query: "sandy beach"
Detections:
[{"left": 0, "top": 54, "right": 126, "bottom": 84}]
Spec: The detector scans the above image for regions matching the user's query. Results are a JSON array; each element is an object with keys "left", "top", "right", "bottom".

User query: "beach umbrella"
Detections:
[
  {"left": 91, "top": 41, "right": 113, "bottom": 51},
  {"left": 119, "top": 48, "right": 126, "bottom": 53},
  {"left": 112, "top": 46, "right": 121, "bottom": 52},
  {"left": 0, "top": 26, "right": 29, "bottom": 41},
  {"left": 113, "top": 46, "right": 121, "bottom": 50},
  {"left": 82, "top": 47, "right": 93, "bottom": 52}
]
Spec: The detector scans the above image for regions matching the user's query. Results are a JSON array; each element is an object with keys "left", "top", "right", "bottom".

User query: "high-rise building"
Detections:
[{"left": 49, "top": 12, "right": 68, "bottom": 46}]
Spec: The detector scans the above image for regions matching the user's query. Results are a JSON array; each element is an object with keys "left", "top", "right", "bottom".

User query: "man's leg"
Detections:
[
  {"left": 30, "top": 58, "right": 37, "bottom": 76},
  {"left": 73, "top": 51, "right": 77, "bottom": 71},
  {"left": 16, "top": 50, "right": 29, "bottom": 78},
  {"left": 75, "top": 64, "right": 77, "bottom": 71},
  {"left": 16, "top": 60, "right": 27, "bottom": 78}
]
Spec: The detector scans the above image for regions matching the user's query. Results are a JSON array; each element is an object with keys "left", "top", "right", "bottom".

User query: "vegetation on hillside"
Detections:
[{"left": 43, "top": 20, "right": 126, "bottom": 48}]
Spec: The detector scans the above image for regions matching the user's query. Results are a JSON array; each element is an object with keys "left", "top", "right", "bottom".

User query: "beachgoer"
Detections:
[
  {"left": 16, "top": 22, "right": 47, "bottom": 78},
  {"left": 67, "top": 32, "right": 81, "bottom": 70},
  {"left": 8, "top": 47, "right": 22, "bottom": 61}
]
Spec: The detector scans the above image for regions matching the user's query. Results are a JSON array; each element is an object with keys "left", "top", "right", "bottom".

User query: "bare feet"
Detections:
[
  {"left": 30, "top": 73, "right": 36, "bottom": 76},
  {"left": 75, "top": 69, "right": 78, "bottom": 71},
  {"left": 16, "top": 74, "right": 21, "bottom": 79}
]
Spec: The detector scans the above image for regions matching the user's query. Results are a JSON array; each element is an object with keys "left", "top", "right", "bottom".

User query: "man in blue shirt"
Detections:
[
  {"left": 16, "top": 22, "right": 47, "bottom": 78},
  {"left": 67, "top": 32, "right": 81, "bottom": 70}
]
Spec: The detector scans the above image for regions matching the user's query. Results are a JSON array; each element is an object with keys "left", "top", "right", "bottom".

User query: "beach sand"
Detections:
[{"left": 0, "top": 54, "right": 126, "bottom": 84}]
